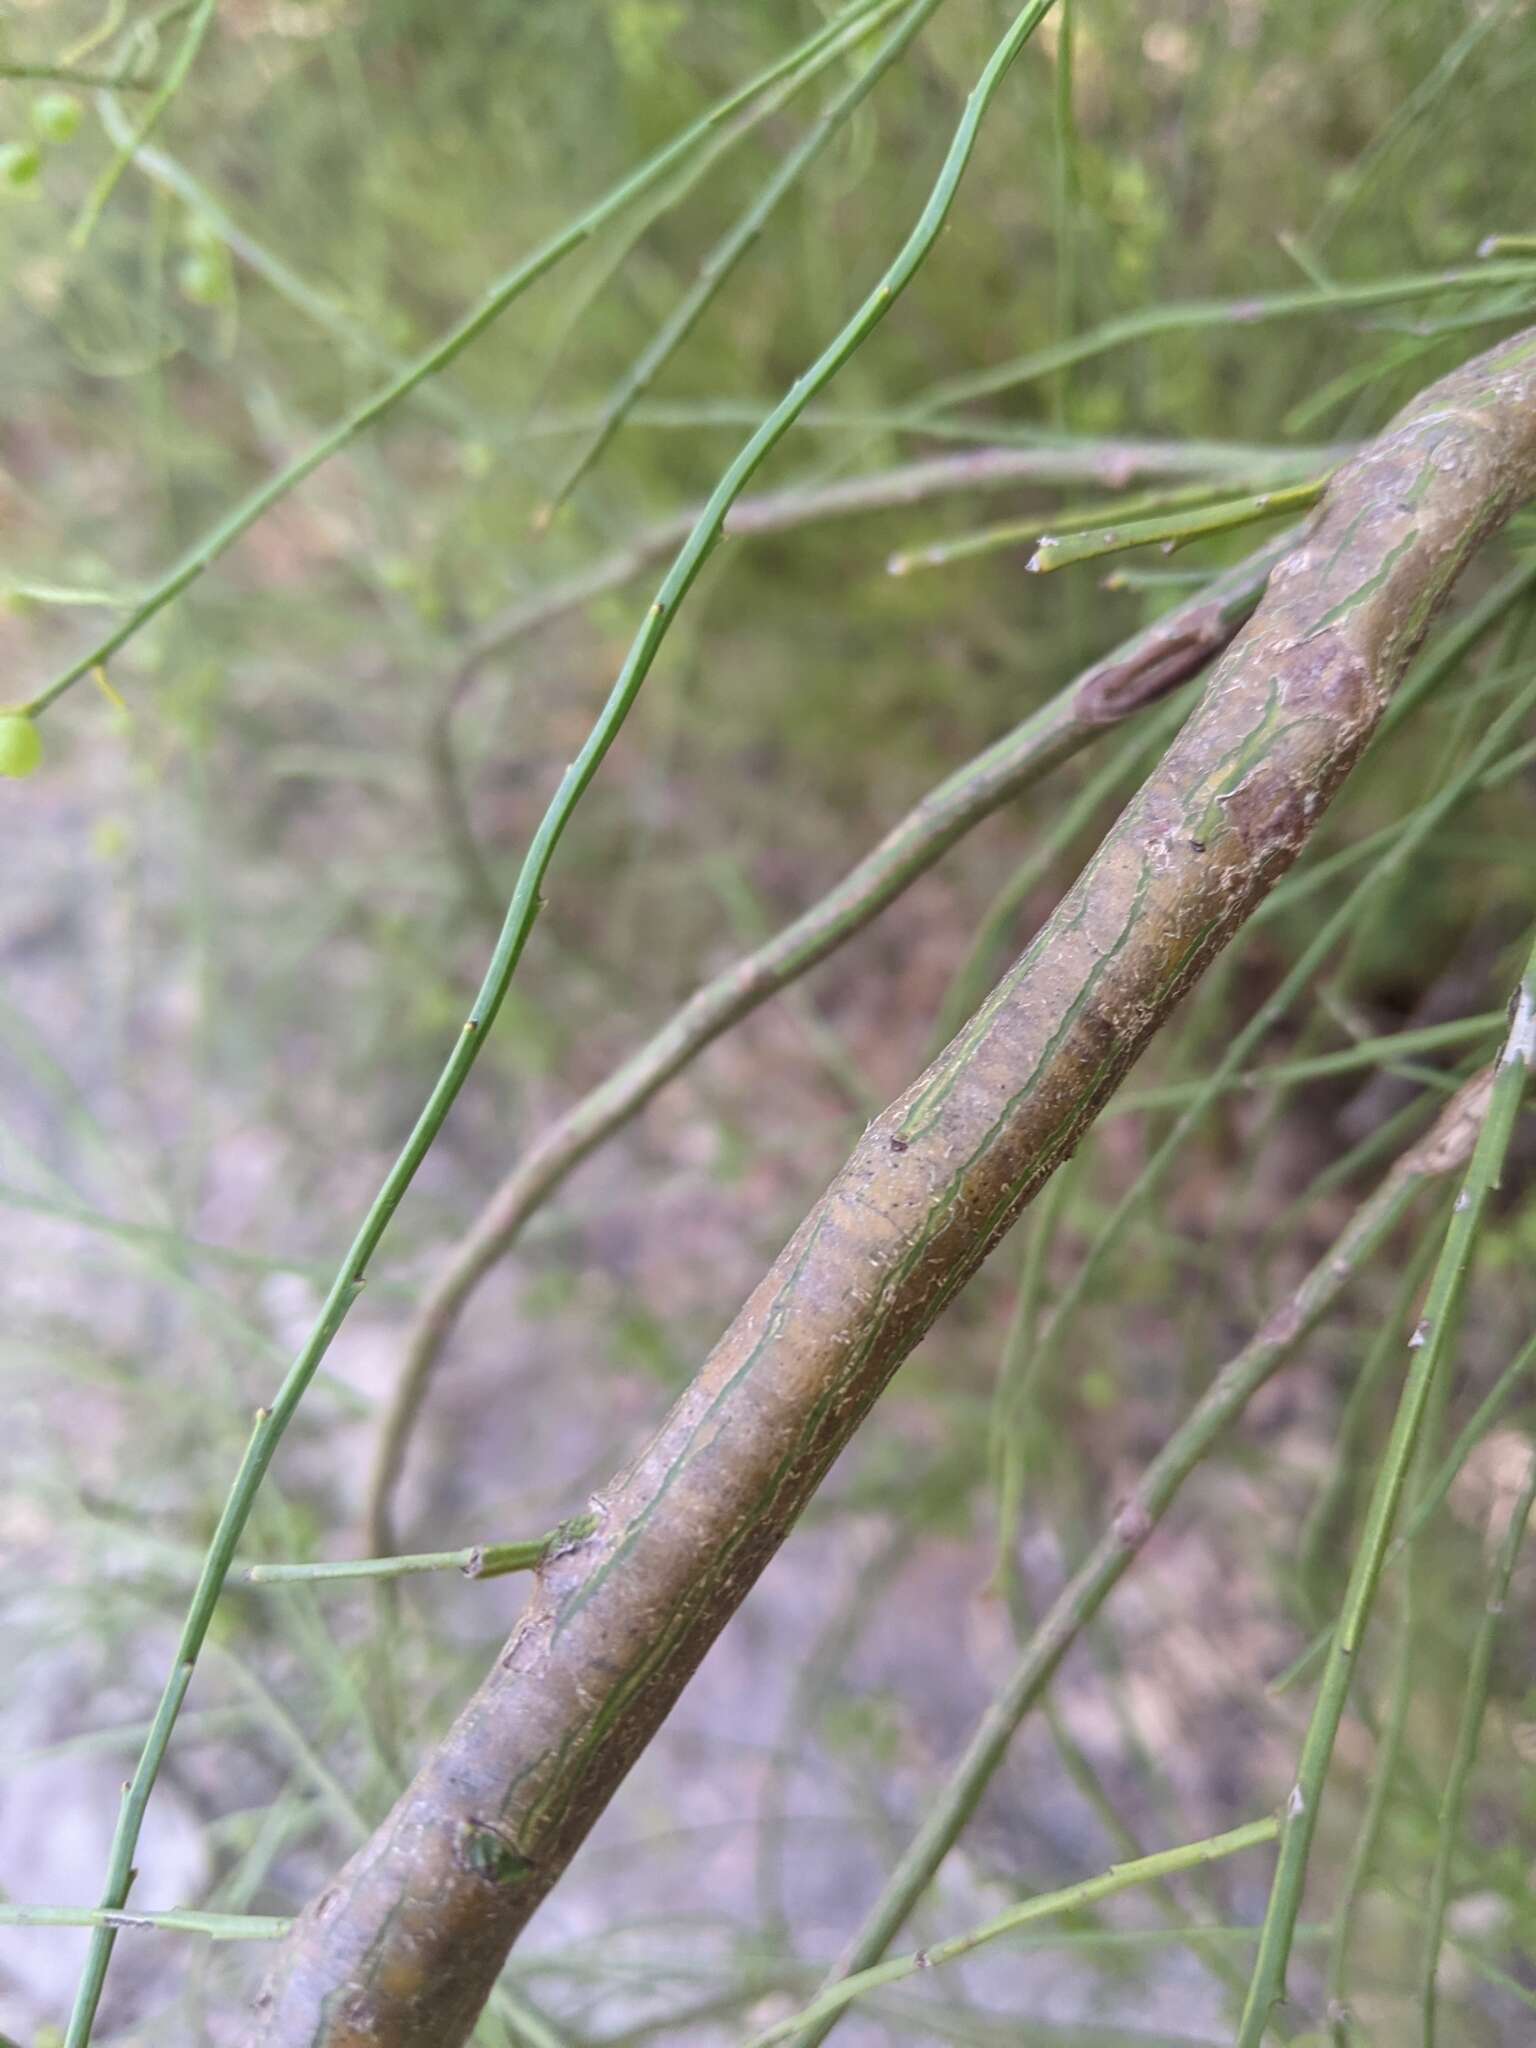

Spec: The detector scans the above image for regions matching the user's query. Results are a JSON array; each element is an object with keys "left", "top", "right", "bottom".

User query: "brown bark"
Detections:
[
  {"left": 248, "top": 328, "right": 1536, "bottom": 2048},
  {"left": 369, "top": 536, "right": 1285, "bottom": 1555}
]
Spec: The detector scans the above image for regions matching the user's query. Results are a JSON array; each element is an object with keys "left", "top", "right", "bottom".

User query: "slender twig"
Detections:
[
  {"left": 1419, "top": 1441, "right": 1536, "bottom": 2045},
  {"left": 887, "top": 467, "right": 1311, "bottom": 574},
  {"left": 0, "top": 1905, "right": 288, "bottom": 1940},
  {"left": 21, "top": 0, "right": 893, "bottom": 721},
  {"left": 1234, "top": 935, "right": 1536, "bottom": 2048},
  {"left": 70, "top": 0, "right": 215, "bottom": 249},
  {"left": 1269, "top": 1315, "right": 1536, "bottom": 1694},
  {"left": 1109, "top": 1013, "right": 1503, "bottom": 1116},
  {"left": 0, "top": 61, "right": 151, "bottom": 88},
  {"left": 538, "top": 0, "right": 948, "bottom": 518},
  {"left": 743, "top": 1819, "right": 1279, "bottom": 2048},
  {"left": 1027, "top": 477, "right": 1329, "bottom": 573},
  {"left": 246, "top": 1516, "right": 595, "bottom": 1587},
  {"left": 1398, "top": 1326, "right": 1536, "bottom": 1554},
  {"left": 1324, "top": 1246, "right": 1455, "bottom": 2027},
  {"left": 791, "top": 1076, "right": 1496, "bottom": 2047},
  {"left": 374, "top": 540, "right": 1281, "bottom": 1550},
  {"left": 70, "top": 12, "right": 1065, "bottom": 2043},
  {"left": 914, "top": 262, "right": 1536, "bottom": 414},
  {"left": 1039, "top": 1697, "right": 1254, "bottom": 2007},
  {"left": 1048, "top": 0, "right": 1077, "bottom": 426},
  {"left": 1295, "top": 1244, "right": 1437, "bottom": 1625},
  {"left": 1304, "top": 9, "right": 1503, "bottom": 256}
]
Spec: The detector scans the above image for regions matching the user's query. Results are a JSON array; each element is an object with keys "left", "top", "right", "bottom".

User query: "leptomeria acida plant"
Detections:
[
  {"left": 247, "top": 326, "right": 1536, "bottom": 2048},
  {"left": 60, "top": 5, "right": 1063, "bottom": 2041}
]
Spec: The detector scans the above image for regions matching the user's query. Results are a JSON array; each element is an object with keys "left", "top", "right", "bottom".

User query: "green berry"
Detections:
[
  {"left": 177, "top": 252, "right": 227, "bottom": 306},
  {"left": 31, "top": 92, "right": 82, "bottom": 144},
  {"left": 0, "top": 715, "right": 42, "bottom": 779},
  {"left": 0, "top": 141, "right": 42, "bottom": 189},
  {"left": 184, "top": 209, "right": 222, "bottom": 255}
]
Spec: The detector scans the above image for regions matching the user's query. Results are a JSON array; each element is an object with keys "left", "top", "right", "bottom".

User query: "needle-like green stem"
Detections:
[
  {"left": 538, "top": 0, "right": 948, "bottom": 518},
  {"left": 0, "top": 1905, "right": 288, "bottom": 1941},
  {"left": 1418, "top": 1441, "right": 1536, "bottom": 2044},
  {"left": 246, "top": 1516, "right": 595, "bottom": 1586},
  {"left": 70, "top": 0, "right": 215, "bottom": 248},
  {"left": 1234, "top": 936, "right": 1536, "bottom": 2047},
  {"left": 916, "top": 262, "right": 1536, "bottom": 413},
  {"left": 67, "top": 12, "right": 1062, "bottom": 2042},
  {"left": 1028, "top": 476, "right": 1329, "bottom": 573},
  {"left": 0, "top": 60, "right": 151, "bottom": 88},
  {"left": 887, "top": 468, "right": 1310, "bottom": 574},
  {"left": 745, "top": 1820, "right": 1280, "bottom": 2048},
  {"left": 20, "top": 0, "right": 893, "bottom": 721}
]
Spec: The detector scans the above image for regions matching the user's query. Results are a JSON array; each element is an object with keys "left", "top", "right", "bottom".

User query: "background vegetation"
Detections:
[{"left": 4, "top": 2, "right": 1536, "bottom": 2043}]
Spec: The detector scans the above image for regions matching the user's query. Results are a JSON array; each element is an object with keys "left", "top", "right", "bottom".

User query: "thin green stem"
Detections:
[
  {"left": 70, "top": 0, "right": 215, "bottom": 248},
  {"left": 1296, "top": 1243, "right": 1437, "bottom": 1626},
  {"left": 66, "top": 12, "right": 1061, "bottom": 2039},
  {"left": 1027, "top": 477, "right": 1328, "bottom": 573},
  {"left": 1270, "top": 1320, "right": 1536, "bottom": 1697},
  {"left": 747, "top": 1820, "right": 1279, "bottom": 2048},
  {"left": 63, "top": 1407, "right": 270, "bottom": 2044},
  {"left": 21, "top": 0, "right": 892, "bottom": 720},
  {"left": 1049, "top": 0, "right": 1077, "bottom": 427},
  {"left": 887, "top": 469, "right": 1305, "bottom": 574},
  {"left": 0, "top": 60, "right": 151, "bottom": 88},
  {"left": 1235, "top": 936, "right": 1536, "bottom": 2047},
  {"left": 1325, "top": 1253, "right": 1455, "bottom": 2031},
  {"left": 246, "top": 1516, "right": 594, "bottom": 1586},
  {"left": 1418, "top": 1445, "right": 1536, "bottom": 2044},
  {"left": 1398, "top": 1325, "right": 1536, "bottom": 1553},
  {"left": 0, "top": 1905, "right": 288, "bottom": 1940},
  {"left": 1041, "top": 1699, "right": 1252, "bottom": 2007},
  {"left": 915, "top": 263, "right": 1536, "bottom": 413},
  {"left": 1110, "top": 1013, "right": 1503, "bottom": 1115},
  {"left": 538, "top": 0, "right": 945, "bottom": 518}
]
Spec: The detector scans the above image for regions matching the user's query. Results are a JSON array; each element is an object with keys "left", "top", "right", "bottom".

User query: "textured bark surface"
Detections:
[
  {"left": 368, "top": 538, "right": 1283, "bottom": 1554},
  {"left": 248, "top": 328, "right": 1536, "bottom": 2048}
]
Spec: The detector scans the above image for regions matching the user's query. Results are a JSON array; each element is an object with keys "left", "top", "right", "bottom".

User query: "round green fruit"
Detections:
[
  {"left": 0, "top": 141, "right": 43, "bottom": 189},
  {"left": 177, "top": 252, "right": 227, "bottom": 306},
  {"left": 31, "top": 93, "right": 82, "bottom": 144},
  {"left": 0, "top": 715, "right": 42, "bottom": 779}
]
